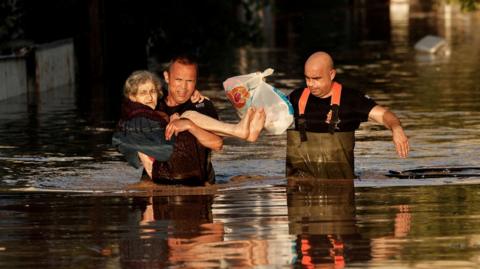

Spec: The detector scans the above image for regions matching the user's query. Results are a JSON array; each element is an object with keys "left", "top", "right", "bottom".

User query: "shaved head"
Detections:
[
  {"left": 304, "top": 51, "right": 336, "bottom": 98},
  {"left": 305, "top": 51, "right": 334, "bottom": 71}
]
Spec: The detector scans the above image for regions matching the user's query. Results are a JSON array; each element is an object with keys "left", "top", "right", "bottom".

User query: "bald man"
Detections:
[{"left": 286, "top": 51, "right": 409, "bottom": 179}]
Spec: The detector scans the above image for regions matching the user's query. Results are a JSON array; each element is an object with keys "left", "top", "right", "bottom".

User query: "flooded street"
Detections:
[{"left": 1, "top": 2, "right": 480, "bottom": 269}]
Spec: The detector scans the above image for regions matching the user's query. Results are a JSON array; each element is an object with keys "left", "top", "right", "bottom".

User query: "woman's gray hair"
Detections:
[{"left": 123, "top": 70, "right": 163, "bottom": 98}]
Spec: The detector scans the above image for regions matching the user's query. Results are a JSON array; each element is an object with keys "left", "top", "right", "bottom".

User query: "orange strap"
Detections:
[
  {"left": 331, "top": 82, "right": 342, "bottom": 107},
  {"left": 298, "top": 88, "right": 311, "bottom": 115},
  {"left": 298, "top": 82, "right": 342, "bottom": 115}
]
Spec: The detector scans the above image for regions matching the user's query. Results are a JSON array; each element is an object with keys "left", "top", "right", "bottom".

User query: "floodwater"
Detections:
[{"left": 1, "top": 3, "right": 480, "bottom": 269}]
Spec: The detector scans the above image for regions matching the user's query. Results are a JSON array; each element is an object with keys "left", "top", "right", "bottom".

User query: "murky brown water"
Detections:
[{"left": 1, "top": 3, "right": 480, "bottom": 269}]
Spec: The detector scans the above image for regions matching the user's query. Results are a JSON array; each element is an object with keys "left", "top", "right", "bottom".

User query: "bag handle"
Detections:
[
  {"left": 243, "top": 68, "right": 274, "bottom": 85},
  {"left": 261, "top": 68, "right": 274, "bottom": 77}
]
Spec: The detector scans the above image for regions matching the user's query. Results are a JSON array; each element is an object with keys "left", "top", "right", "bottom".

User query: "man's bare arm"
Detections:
[
  {"left": 369, "top": 105, "right": 409, "bottom": 158},
  {"left": 165, "top": 118, "right": 223, "bottom": 151}
]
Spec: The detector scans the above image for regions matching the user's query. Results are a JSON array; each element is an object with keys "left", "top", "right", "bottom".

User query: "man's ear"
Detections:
[
  {"left": 329, "top": 69, "right": 336, "bottom": 81},
  {"left": 163, "top": 71, "right": 170, "bottom": 84}
]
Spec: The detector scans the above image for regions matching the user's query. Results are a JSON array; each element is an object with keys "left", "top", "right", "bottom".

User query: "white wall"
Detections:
[
  {"left": 0, "top": 39, "right": 76, "bottom": 102},
  {"left": 0, "top": 56, "right": 28, "bottom": 101},
  {"left": 35, "top": 39, "right": 76, "bottom": 93}
]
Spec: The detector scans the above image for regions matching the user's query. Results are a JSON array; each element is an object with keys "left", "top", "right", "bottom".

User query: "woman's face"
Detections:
[{"left": 129, "top": 81, "right": 158, "bottom": 109}]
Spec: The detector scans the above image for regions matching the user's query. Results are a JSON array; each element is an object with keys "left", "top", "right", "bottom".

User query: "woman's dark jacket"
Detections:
[{"left": 112, "top": 99, "right": 174, "bottom": 168}]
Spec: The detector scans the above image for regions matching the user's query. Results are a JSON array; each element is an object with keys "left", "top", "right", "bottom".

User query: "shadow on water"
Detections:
[{"left": 1, "top": 2, "right": 480, "bottom": 269}]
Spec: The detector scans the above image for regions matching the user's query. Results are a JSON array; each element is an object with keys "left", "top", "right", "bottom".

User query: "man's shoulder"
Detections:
[
  {"left": 187, "top": 99, "right": 219, "bottom": 119},
  {"left": 341, "top": 86, "right": 375, "bottom": 102},
  {"left": 192, "top": 98, "right": 215, "bottom": 110},
  {"left": 340, "top": 86, "right": 377, "bottom": 113}
]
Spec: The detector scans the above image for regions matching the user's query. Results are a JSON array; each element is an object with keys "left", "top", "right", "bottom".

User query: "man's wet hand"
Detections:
[
  {"left": 165, "top": 119, "right": 193, "bottom": 140},
  {"left": 392, "top": 127, "right": 409, "bottom": 158}
]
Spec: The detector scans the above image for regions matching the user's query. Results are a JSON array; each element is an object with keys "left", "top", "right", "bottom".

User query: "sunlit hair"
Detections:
[
  {"left": 166, "top": 54, "right": 199, "bottom": 73},
  {"left": 123, "top": 70, "right": 163, "bottom": 98}
]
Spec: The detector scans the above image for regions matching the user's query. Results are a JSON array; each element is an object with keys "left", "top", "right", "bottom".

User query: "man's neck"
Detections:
[
  {"left": 310, "top": 89, "right": 333, "bottom": 99},
  {"left": 166, "top": 95, "right": 179, "bottom": 107},
  {"left": 320, "top": 90, "right": 333, "bottom": 99}
]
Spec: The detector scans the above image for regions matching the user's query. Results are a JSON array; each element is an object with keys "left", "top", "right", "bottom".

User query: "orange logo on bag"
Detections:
[{"left": 226, "top": 86, "right": 250, "bottom": 109}]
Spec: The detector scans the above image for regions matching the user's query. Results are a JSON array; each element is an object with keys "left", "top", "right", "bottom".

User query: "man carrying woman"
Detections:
[{"left": 113, "top": 55, "right": 265, "bottom": 186}]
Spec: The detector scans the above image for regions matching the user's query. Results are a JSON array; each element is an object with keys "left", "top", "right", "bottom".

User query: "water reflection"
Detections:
[
  {"left": 212, "top": 186, "right": 294, "bottom": 267},
  {"left": 287, "top": 179, "right": 368, "bottom": 268},
  {"left": 369, "top": 204, "right": 412, "bottom": 262},
  {"left": 355, "top": 185, "right": 480, "bottom": 268},
  {"left": 121, "top": 195, "right": 224, "bottom": 268}
]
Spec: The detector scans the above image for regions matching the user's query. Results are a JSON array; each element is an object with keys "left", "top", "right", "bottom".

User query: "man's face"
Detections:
[
  {"left": 164, "top": 62, "right": 197, "bottom": 106},
  {"left": 304, "top": 63, "right": 335, "bottom": 98},
  {"left": 128, "top": 81, "right": 158, "bottom": 109}
]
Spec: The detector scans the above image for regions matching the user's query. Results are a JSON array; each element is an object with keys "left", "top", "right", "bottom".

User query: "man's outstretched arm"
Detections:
[{"left": 368, "top": 105, "right": 409, "bottom": 158}]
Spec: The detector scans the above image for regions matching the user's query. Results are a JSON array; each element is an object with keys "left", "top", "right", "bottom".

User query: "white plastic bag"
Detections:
[{"left": 223, "top": 68, "right": 294, "bottom": 135}]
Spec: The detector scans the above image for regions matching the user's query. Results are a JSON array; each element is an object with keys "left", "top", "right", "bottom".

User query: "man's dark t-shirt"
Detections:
[{"left": 288, "top": 86, "right": 377, "bottom": 133}]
